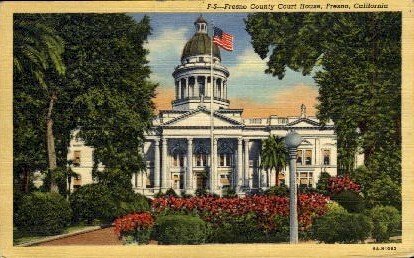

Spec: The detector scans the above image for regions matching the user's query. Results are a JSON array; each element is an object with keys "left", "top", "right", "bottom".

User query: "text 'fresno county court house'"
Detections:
[{"left": 68, "top": 17, "right": 364, "bottom": 196}]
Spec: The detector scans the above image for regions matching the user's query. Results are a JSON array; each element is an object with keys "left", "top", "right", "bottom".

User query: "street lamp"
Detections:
[{"left": 284, "top": 130, "right": 302, "bottom": 244}]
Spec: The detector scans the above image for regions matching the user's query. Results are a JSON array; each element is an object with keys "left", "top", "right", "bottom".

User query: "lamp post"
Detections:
[{"left": 284, "top": 130, "right": 302, "bottom": 244}]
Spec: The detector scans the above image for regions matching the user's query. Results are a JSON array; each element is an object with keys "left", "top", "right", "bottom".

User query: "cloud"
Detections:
[
  {"left": 147, "top": 27, "right": 190, "bottom": 86},
  {"left": 230, "top": 83, "right": 319, "bottom": 118},
  {"left": 227, "top": 48, "right": 267, "bottom": 79}
]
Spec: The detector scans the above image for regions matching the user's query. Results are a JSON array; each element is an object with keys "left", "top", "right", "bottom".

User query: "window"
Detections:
[
  {"left": 219, "top": 154, "right": 232, "bottom": 167},
  {"left": 220, "top": 174, "right": 230, "bottom": 186},
  {"left": 73, "top": 175, "right": 82, "bottom": 187},
  {"left": 323, "top": 149, "right": 331, "bottom": 165},
  {"left": 195, "top": 154, "right": 207, "bottom": 167},
  {"left": 296, "top": 172, "right": 313, "bottom": 187},
  {"left": 146, "top": 173, "right": 153, "bottom": 188},
  {"left": 73, "top": 151, "right": 81, "bottom": 167},
  {"left": 172, "top": 154, "right": 185, "bottom": 167},
  {"left": 296, "top": 150, "right": 303, "bottom": 165},
  {"left": 173, "top": 174, "right": 183, "bottom": 189},
  {"left": 305, "top": 150, "right": 312, "bottom": 165}
]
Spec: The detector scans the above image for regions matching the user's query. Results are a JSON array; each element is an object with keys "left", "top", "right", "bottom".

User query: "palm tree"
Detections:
[
  {"left": 260, "top": 135, "right": 288, "bottom": 186},
  {"left": 14, "top": 15, "right": 66, "bottom": 193}
]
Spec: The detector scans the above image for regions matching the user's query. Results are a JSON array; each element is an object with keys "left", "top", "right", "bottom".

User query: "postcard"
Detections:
[{"left": 0, "top": 1, "right": 413, "bottom": 257}]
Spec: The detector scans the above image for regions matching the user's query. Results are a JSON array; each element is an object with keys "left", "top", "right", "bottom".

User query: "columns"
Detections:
[
  {"left": 315, "top": 138, "right": 320, "bottom": 165},
  {"left": 178, "top": 80, "right": 182, "bottom": 99},
  {"left": 186, "top": 138, "right": 193, "bottom": 190},
  {"left": 185, "top": 77, "right": 189, "bottom": 98},
  {"left": 258, "top": 150, "right": 262, "bottom": 188},
  {"left": 244, "top": 139, "right": 250, "bottom": 187},
  {"left": 193, "top": 77, "right": 198, "bottom": 97},
  {"left": 161, "top": 137, "right": 168, "bottom": 189},
  {"left": 205, "top": 76, "right": 208, "bottom": 97},
  {"left": 237, "top": 137, "right": 243, "bottom": 191},
  {"left": 154, "top": 138, "right": 160, "bottom": 189}
]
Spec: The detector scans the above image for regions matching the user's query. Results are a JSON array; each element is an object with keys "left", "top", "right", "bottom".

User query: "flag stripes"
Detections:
[{"left": 213, "top": 27, "right": 234, "bottom": 51}]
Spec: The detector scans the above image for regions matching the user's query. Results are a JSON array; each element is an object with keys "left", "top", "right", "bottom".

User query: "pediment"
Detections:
[
  {"left": 161, "top": 108, "right": 243, "bottom": 127},
  {"left": 286, "top": 118, "right": 320, "bottom": 127},
  {"left": 301, "top": 139, "right": 312, "bottom": 145}
]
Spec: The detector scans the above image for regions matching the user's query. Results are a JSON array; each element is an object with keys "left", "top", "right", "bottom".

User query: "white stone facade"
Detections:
[{"left": 67, "top": 17, "right": 363, "bottom": 197}]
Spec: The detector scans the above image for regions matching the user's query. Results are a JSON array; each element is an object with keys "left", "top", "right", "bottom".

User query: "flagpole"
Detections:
[{"left": 210, "top": 20, "right": 214, "bottom": 194}]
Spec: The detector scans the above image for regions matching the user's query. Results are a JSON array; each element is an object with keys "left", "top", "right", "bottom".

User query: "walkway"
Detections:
[{"left": 35, "top": 227, "right": 122, "bottom": 246}]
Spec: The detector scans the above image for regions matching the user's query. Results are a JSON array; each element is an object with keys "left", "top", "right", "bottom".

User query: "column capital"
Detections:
[
  {"left": 243, "top": 138, "right": 249, "bottom": 143},
  {"left": 187, "top": 137, "right": 193, "bottom": 143},
  {"left": 213, "top": 137, "right": 218, "bottom": 144},
  {"left": 238, "top": 137, "right": 243, "bottom": 144},
  {"left": 154, "top": 138, "right": 160, "bottom": 145}
]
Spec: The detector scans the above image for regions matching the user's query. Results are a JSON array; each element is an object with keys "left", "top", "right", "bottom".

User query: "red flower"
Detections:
[
  {"left": 151, "top": 193, "right": 329, "bottom": 231},
  {"left": 328, "top": 176, "right": 360, "bottom": 194},
  {"left": 113, "top": 212, "right": 154, "bottom": 237}
]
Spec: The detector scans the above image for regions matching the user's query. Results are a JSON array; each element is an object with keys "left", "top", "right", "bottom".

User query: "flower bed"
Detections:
[
  {"left": 113, "top": 212, "right": 154, "bottom": 244},
  {"left": 152, "top": 193, "right": 329, "bottom": 231}
]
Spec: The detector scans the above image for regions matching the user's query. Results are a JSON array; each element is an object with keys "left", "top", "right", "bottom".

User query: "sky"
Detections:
[{"left": 130, "top": 13, "right": 319, "bottom": 118}]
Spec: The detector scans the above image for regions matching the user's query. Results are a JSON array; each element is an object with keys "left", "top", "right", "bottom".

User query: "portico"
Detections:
[{"left": 137, "top": 133, "right": 264, "bottom": 195}]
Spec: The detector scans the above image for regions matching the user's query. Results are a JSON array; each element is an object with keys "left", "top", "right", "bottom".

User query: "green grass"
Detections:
[{"left": 13, "top": 224, "right": 97, "bottom": 245}]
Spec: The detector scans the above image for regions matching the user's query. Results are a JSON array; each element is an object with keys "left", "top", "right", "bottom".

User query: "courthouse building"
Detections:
[{"left": 68, "top": 17, "right": 361, "bottom": 196}]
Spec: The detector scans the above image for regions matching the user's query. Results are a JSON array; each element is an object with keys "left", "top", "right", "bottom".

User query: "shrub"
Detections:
[
  {"left": 154, "top": 215, "right": 207, "bottom": 244},
  {"left": 331, "top": 190, "right": 365, "bottom": 213},
  {"left": 15, "top": 192, "right": 72, "bottom": 236},
  {"left": 328, "top": 176, "right": 360, "bottom": 194},
  {"left": 195, "top": 188, "right": 207, "bottom": 197},
  {"left": 369, "top": 206, "right": 401, "bottom": 242},
  {"left": 298, "top": 185, "right": 320, "bottom": 194},
  {"left": 70, "top": 183, "right": 117, "bottom": 224},
  {"left": 208, "top": 216, "right": 263, "bottom": 243},
  {"left": 365, "top": 175, "right": 401, "bottom": 210},
  {"left": 114, "top": 188, "right": 150, "bottom": 217},
  {"left": 114, "top": 212, "right": 154, "bottom": 244},
  {"left": 154, "top": 191, "right": 164, "bottom": 198},
  {"left": 326, "top": 201, "right": 347, "bottom": 214},
  {"left": 264, "top": 185, "right": 289, "bottom": 196},
  {"left": 313, "top": 209, "right": 372, "bottom": 243},
  {"left": 117, "top": 195, "right": 150, "bottom": 218},
  {"left": 316, "top": 172, "right": 331, "bottom": 194},
  {"left": 223, "top": 188, "right": 237, "bottom": 198},
  {"left": 165, "top": 188, "right": 178, "bottom": 197}
]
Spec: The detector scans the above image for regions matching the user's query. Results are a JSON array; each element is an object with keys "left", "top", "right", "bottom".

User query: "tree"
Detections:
[
  {"left": 50, "top": 14, "right": 157, "bottom": 186},
  {"left": 260, "top": 135, "right": 288, "bottom": 186},
  {"left": 14, "top": 14, "right": 66, "bottom": 193},
  {"left": 13, "top": 14, "right": 157, "bottom": 193},
  {"left": 245, "top": 13, "right": 401, "bottom": 183}
]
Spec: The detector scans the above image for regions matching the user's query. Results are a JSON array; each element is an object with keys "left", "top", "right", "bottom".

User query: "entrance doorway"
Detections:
[{"left": 196, "top": 172, "right": 207, "bottom": 190}]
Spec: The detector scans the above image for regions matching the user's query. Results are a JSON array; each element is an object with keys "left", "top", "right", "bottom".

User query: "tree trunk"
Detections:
[
  {"left": 275, "top": 169, "right": 280, "bottom": 187},
  {"left": 46, "top": 92, "right": 58, "bottom": 193},
  {"left": 23, "top": 168, "right": 29, "bottom": 193}
]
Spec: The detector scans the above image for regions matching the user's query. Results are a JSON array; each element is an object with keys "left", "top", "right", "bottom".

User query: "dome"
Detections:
[{"left": 181, "top": 33, "right": 221, "bottom": 61}]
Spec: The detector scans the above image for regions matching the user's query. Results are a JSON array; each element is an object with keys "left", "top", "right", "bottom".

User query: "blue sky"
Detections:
[{"left": 130, "top": 13, "right": 319, "bottom": 117}]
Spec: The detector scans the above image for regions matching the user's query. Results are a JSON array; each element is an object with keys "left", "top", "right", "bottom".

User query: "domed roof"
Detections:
[
  {"left": 181, "top": 33, "right": 221, "bottom": 61},
  {"left": 195, "top": 15, "right": 207, "bottom": 24}
]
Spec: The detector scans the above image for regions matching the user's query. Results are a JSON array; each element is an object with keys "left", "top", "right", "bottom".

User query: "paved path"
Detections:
[{"left": 36, "top": 227, "right": 122, "bottom": 246}]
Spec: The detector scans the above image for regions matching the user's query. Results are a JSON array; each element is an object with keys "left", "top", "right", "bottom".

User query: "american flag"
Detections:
[{"left": 213, "top": 27, "right": 234, "bottom": 51}]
